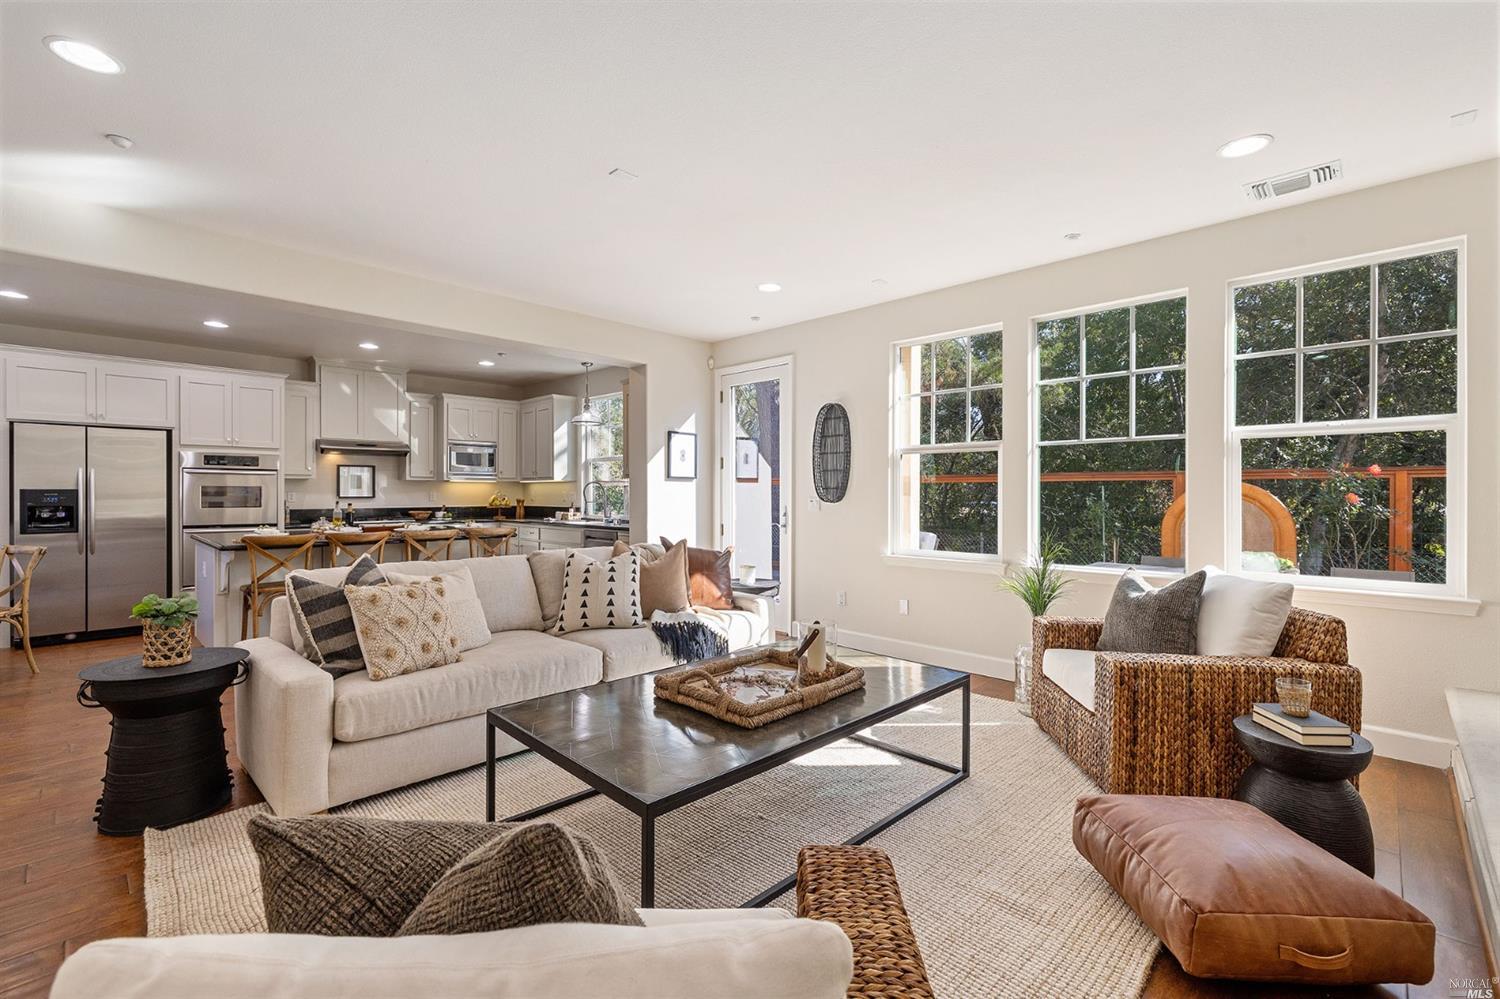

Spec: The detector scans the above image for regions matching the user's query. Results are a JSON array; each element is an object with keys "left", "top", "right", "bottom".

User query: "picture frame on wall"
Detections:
[
  {"left": 735, "top": 436, "right": 760, "bottom": 482},
  {"left": 337, "top": 464, "right": 376, "bottom": 499},
  {"left": 666, "top": 430, "right": 697, "bottom": 480}
]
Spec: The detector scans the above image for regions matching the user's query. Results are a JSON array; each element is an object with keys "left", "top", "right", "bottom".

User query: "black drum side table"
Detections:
[
  {"left": 77, "top": 647, "right": 249, "bottom": 836},
  {"left": 1231, "top": 713, "right": 1375, "bottom": 876}
]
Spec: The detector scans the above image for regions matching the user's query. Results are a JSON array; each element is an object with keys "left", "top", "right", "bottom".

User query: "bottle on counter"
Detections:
[
  {"left": 331, "top": 506, "right": 343, "bottom": 529},
  {"left": 344, "top": 502, "right": 357, "bottom": 527}
]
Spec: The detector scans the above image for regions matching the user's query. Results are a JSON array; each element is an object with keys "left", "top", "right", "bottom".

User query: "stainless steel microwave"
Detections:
[{"left": 447, "top": 442, "right": 497, "bottom": 480}]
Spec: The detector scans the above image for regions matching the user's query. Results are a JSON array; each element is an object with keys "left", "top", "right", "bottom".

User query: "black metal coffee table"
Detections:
[{"left": 485, "top": 651, "right": 969, "bottom": 907}]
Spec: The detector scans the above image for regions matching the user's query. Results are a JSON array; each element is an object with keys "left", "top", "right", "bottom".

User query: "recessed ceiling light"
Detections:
[
  {"left": 757, "top": 283, "right": 782, "bottom": 293},
  {"left": 871, "top": 278, "right": 889, "bottom": 287},
  {"left": 104, "top": 133, "right": 134, "bottom": 150},
  {"left": 202, "top": 319, "right": 229, "bottom": 329},
  {"left": 1217, "top": 133, "right": 1274, "bottom": 158},
  {"left": 1450, "top": 109, "right": 1478, "bottom": 127},
  {"left": 750, "top": 316, "right": 762, "bottom": 322},
  {"left": 0, "top": 289, "right": 29, "bottom": 300},
  {"left": 44, "top": 36, "right": 123, "bottom": 74},
  {"left": 478, "top": 359, "right": 495, "bottom": 367},
  {"left": 358, "top": 341, "right": 379, "bottom": 350},
  {"left": 1063, "top": 232, "right": 1083, "bottom": 241}
]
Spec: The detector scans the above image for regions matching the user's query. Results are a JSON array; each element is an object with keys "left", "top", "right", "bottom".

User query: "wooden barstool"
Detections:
[
  {"left": 463, "top": 525, "right": 516, "bottom": 558},
  {"left": 0, "top": 545, "right": 47, "bottom": 673},
  {"left": 240, "top": 534, "right": 318, "bottom": 639},
  {"left": 403, "top": 528, "right": 459, "bottom": 563},
  {"left": 326, "top": 530, "right": 392, "bottom": 567}
]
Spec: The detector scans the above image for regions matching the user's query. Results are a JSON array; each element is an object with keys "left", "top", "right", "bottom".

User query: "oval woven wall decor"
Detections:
[{"left": 812, "top": 402, "right": 851, "bottom": 503}]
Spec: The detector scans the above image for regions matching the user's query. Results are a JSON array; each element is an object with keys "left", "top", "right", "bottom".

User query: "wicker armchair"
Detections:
[
  {"left": 797, "top": 844, "right": 933, "bottom": 999},
  {"left": 1031, "top": 607, "right": 1361, "bottom": 798}
]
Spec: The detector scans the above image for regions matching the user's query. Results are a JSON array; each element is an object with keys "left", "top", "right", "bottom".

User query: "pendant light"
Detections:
[{"left": 572, "top": 361, "right": 602, "bottom": 426}]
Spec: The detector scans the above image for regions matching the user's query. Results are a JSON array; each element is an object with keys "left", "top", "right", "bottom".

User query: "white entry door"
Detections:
[{"left": 717, "top": 359, "right": 792, "bottom": 635}]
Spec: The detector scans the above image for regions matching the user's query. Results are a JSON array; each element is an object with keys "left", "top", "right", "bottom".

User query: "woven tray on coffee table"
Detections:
[{"left": 653, "top": 646, "right": 865, "bottom": 729}]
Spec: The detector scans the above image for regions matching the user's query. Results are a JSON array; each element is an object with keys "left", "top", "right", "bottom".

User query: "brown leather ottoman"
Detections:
[{"left": 1073, "top": 794, "right": 1435, "bottom": 985}]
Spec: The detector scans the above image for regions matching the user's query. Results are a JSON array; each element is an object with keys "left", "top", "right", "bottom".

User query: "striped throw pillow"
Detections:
[{"left": 286, "top": 554, "right": 386, "bottom": 676}]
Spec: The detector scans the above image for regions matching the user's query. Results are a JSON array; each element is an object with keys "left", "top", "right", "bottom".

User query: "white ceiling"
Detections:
[
  {"left": 0, "top": 252, "right": 624, "bottom": 385},
  {"left": 1, "top": 2, "right": 1495, "bottom": 341}
]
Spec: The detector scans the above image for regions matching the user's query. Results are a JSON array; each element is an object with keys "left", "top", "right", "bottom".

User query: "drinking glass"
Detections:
[{"left": 1275, "top": 676, "right": 1313, "bottom": 717}]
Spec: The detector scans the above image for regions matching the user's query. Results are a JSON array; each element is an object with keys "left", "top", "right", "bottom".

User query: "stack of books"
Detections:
[{"left": 1251, "top": 702, "right": 1353, "bottom": 747}]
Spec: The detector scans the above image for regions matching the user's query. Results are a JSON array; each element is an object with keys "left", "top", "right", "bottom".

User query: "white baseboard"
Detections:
[
  {"left": 839, "top": 628, "right": 1013, "bottom": 680},
  {"left": 1363, "top": 723, "right": 1457, "bottom": 769}
]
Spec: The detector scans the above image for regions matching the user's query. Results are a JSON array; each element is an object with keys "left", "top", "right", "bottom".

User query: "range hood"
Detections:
[{"left": 316, "top": 438, "right": 411, "bottom": 457}]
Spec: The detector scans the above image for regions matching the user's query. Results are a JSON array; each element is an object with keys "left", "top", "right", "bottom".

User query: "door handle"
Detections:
[
  {"left": 87, "top": 468, "right": 97, "bottom": 555},
  {"left": 76, "top": 467, "right": 86, "bottom": 554}
]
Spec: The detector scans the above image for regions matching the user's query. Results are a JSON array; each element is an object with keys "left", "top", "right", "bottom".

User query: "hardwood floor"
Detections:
[{"left": 1, "top": 646, "right": 1487, "bottom": 997}]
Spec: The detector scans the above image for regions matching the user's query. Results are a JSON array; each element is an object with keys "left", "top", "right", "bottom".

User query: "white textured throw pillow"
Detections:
[
  {"left": 386, "top": 566, "right": 491, "bottom": 653},
  {"left": 1196, "top": 565, "right": 1294, "bottom": 656},
  {"left": 554, "top": 549, "right": 643, "bottom": 634}
]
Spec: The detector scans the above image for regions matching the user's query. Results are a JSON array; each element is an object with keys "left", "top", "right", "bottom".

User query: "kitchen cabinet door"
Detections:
[
  {"left": 359, "top": 369, "right": 404, "bottom": 442},
  {"left": 319, "top": 365, "right": 362, "bottom": 440},
  {"left": 445, "top": 399, "right": 474, "bottom": 441},
  {"left": 496, "top": 401, "right": 520, "bottom": 480},
  {"left": 284, "top": 382, "right": 319, "bottom": 478},
  {"left": 6, "top": 355, "right": 95, "bottom": 423},
  {"left": 471, "top": 401, "right": 499, "bottom": 445},
  {"left": 96, "top": 363, "right": 177, "bottom": 427},
  {"left": 233, "top": 378, "right": 281, "bottom": 449},
  {"left": 179, "top": 373, "right": 234, "bottom": 446},
  {"left": 518, "top": 403, "right": 538, "bottom": 480},
  {"left": 407, "top": 394, "right": 436, "bottom": 480}
]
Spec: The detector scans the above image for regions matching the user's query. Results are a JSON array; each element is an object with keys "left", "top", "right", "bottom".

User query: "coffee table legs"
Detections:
[{"left": 641, "top": 814, "right": 656, "bottom": 908}]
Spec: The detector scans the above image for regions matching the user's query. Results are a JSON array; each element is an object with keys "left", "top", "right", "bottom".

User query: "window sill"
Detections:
[
  {"left": 880, "top": 553, "right": 1004, "bottom": 575},
  {"left": 1283, "top": 583, "right": 1480, "bottom": 617}
]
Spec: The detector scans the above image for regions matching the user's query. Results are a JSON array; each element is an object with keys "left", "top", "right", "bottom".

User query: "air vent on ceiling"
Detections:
[{"left": 1244, "top": 160, "right": 1343, "bottom": 202}]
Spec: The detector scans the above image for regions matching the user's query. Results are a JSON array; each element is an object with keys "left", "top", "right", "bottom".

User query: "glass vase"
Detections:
[{"left": 1014, "top": 642, "right": 1033, "bottom": 717}]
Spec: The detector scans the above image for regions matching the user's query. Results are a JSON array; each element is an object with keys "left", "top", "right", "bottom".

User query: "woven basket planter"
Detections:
[{"left": 141, "top": 620, "right": 194, "bottom": 668}]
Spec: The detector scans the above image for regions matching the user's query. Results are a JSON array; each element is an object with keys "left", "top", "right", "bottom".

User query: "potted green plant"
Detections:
[
  {"left": 131, "top": 593, "right": 199, "bottom": 668},
  {"left": 997, "top": 540, "right": 1071, "bottom": 716}
]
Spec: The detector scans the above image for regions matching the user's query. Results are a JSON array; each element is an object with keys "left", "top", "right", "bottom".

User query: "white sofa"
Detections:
[
  {"left": 236, "top": 547, "right": 771, "bottom": 816},
  {"left": 49, "top": 907, "right": 853, "bottom": 999}
]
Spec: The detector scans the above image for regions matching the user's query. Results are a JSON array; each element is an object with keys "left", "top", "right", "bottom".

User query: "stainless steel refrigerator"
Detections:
[{"left": 11, "top": 423, "right": 171, "bottom": 641}]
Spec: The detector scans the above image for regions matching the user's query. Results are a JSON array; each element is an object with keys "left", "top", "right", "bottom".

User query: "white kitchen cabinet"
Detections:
[
  {"left": 284, "top": 381, "right": 319, "bottom": 479},
  {"left": 512, "top": 525, "right": 540, "bottom": 554},
  {"left": 406, "top": 393, "right": 437, "bottom": 480},
  {"left": 96, "top": 363, "right": 178, "bottom": 427},
  {"left": 317, "top": 362, "right": 406, "bottom": 444},
  {"left": 442, "top": 395, "right": 500, "bottom": 444},
  {"left": 5, "top": 355, "right": 178, "bottom": 427},
  {"left": 181, "top": 372, "right": 283, "bottom": 448},
  {"left": 496, "top": 401, "right": 520, "bottom": 480},
  {"left": 518, "top": 394, "right": 577, "bottom": 481}
]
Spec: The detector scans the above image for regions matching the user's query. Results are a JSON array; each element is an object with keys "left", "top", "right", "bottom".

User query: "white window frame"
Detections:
[
  {"left": 1225, "top": 237, "right": 1466, "bottom": 597},
  {"left": 888, "top": 323, "right": 1003, "bottom": 563},
  {"left": 1029, "top": 288, "right": 1189, "bottom": 568},
  {"left": 582, "top": 390, "right": 627, "bottom": 516}
]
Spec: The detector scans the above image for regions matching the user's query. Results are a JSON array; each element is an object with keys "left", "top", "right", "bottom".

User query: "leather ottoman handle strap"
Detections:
[{"left": 1279, "top": 944, "right": 1354, "bottom": 970}]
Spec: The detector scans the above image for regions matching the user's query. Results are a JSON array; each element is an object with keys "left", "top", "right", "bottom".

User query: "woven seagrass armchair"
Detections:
[{"left": 1031, "top": 607, "right": 1361, "bottom": 798}]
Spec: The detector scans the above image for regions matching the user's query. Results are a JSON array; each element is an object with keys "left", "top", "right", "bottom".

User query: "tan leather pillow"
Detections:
[
  {"left": 660, "top": 537, "right": 734, "bottom": 610},
  {"left": 612, "top": 539, "right": 690, "bottom": 616},
  {"left": 1073, "top": 795, "right": 1434, "bottom": 985}
]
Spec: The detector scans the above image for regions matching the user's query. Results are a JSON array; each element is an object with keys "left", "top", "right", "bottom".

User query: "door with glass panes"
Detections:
[{"left": 717, "top": 361, "right": 791, "bottom": 635}]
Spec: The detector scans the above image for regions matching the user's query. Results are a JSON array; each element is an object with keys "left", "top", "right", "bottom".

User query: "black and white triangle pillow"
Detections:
[{"left": 555, "top": 548, "right": 643, "bottom": 634}]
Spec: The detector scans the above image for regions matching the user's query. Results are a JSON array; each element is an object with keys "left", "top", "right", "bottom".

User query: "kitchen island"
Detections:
[{"left": 189, "top": 518, "right": 630, "bottom": 647}]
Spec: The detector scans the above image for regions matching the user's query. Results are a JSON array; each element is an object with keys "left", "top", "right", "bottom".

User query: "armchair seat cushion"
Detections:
[
  {"left": 1073, "top": 794, "right": 1434, "bottom": 985},
  {"left": 1041, "top": 648, "right": 1096, "bottom": 712}
]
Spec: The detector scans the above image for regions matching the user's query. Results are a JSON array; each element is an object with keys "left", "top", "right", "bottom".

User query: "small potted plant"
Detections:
[
  {"left": 131, "top": 593, "right": 199, "bottom": 668},
  {"left": 997, "top": 540, "right": 1071, "bottom": 717}
]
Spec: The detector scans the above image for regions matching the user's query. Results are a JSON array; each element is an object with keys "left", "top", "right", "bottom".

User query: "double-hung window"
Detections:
[
  {"left": 583, "top": 391, "right": 627, "bottom": 517},
  {"left": 1230, "top": 242, "right": 1462, "bottom": 590},
  {"left": 1034, "top": 294, "right": 1188, "bottom": 569},
  {"left": 891, "top": 327, "right": 1002, "bottom": 558}
]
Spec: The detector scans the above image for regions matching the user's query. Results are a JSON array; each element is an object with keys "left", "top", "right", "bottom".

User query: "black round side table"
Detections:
[
  {"left": 1231, "top": 713, "right": 1375, "bottom": 875},
  {"left": 77, "top": 647, "right": 249, "bottom": 836}
]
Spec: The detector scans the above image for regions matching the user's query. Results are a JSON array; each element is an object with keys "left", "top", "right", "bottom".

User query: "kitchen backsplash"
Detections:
[{"left": 284, "top": 453, "right": 582, "bottom": 516}]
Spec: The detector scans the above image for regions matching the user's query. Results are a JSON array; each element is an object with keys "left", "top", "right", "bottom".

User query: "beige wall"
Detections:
[
  {"left": 713, "top": 159, "right": 1499, "bottom": 764},
  {"left": 0, "top": 188, "right": 713, "bottom": 547}
]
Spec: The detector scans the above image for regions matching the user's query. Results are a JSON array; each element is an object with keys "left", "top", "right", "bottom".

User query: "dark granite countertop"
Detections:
[{"left": 192, "top": 517, "right": 629, "bottom": 552}]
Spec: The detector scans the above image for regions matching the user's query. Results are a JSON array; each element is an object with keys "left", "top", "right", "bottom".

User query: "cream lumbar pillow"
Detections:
[
  {"left": 346, "top": 578, "right": 462, "bottom": 681},
  {"left": 554, "top": 549, "right": 643, "bottom": 634},
  {"left": 386, "top": 565, "right": 489, "bottom": 653},
  {"left": 1196, "top": 564, "right": 1294, "bottom": 656}
]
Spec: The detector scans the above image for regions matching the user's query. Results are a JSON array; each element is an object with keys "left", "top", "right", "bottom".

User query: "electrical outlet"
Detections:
[
  {"left": 836, "top": 591, "right": 847, "bottom": 607},
  {"left": 898, "top": 599, "right": 909, "bottom": 615}
]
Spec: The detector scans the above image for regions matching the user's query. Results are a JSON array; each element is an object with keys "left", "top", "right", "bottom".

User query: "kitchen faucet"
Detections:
[{"left": 582, "top": 481, "right": 612, "bottom": 522}]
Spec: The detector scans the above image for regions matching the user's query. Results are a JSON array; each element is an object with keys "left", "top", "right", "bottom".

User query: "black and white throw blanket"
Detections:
[{"left": 650, "top": 609, "right": 730, "bottom": 663}]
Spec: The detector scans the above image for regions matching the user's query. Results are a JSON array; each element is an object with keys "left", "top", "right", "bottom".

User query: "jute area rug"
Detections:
[{"left": 145, "top": 680, "right": 1159, "bottom": 997}]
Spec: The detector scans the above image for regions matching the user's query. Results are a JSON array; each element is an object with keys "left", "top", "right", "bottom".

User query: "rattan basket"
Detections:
[
  {"left": 654, "top": 646, "right": 864, "bottom": 728},
  {"left": 141, "top": 620, "right": 194, "bottom": 668}
]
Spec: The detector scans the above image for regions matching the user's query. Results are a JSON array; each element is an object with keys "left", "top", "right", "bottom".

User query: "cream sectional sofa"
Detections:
[{"left": 235, "top": 546, "right": 772, "bottom": 816}]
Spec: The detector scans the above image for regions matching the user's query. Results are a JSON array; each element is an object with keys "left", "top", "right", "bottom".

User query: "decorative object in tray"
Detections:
[{"left": 653, "top": 627, "right": 863, "bottom": 729}]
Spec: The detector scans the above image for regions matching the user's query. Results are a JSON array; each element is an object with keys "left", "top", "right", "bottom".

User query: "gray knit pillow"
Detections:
[
  {"left": 398, "top": 822, "right": 643, "bottom": 936},
  {"left": 1097, "top": 569, "right": 1207, "bottom": 654},
  {"left": 285, "top": 554, "right": 385, "bottom": 676},
  {"left": 249, "top": 815, "right": 511, "bottom": 936}
]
